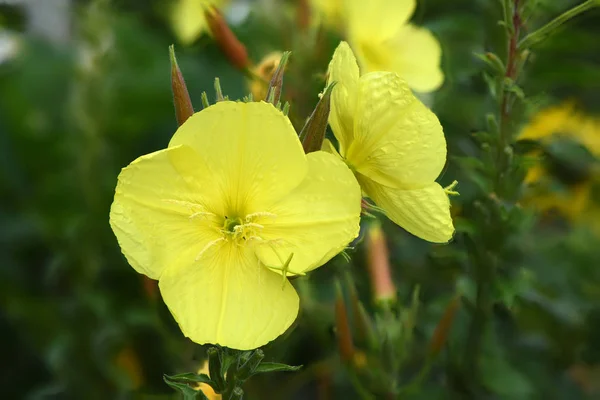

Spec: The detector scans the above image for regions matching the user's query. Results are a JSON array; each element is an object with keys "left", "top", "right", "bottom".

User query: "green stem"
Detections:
[
  {"left": 518, "top": 0, "right": 600, "bottom": 50},
  {"left": 348, "top": 369, "right": 376, "bottom": 400}
]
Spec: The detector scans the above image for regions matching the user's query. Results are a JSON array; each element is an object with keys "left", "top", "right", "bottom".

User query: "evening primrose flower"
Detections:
[
  {"left": 170, "top": 0, "right": 228, "bottom": 45},
  {"left": 325, "top": 42, "right": 454, "bottom": 243},
  {"left": 110, "top": 101, "right": 361, "bottom": 350},
  {"left": 345, "top": 0, "right": 443, "bottom": 93},
  {"left": 518, "top": 103, "right": 600, "bottom": 226}
]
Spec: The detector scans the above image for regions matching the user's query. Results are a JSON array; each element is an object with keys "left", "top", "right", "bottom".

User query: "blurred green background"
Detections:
[{"left": 1, "top": 0, "right": 600, "bottom": 399}]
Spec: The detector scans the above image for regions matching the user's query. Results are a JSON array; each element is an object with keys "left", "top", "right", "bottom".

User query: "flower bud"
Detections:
[
  {"left": 169, "top": 45, "right": 194, "bottom": 126},
  {"left": 249, "top": 52, "right": 283, "bottom": 101},
  {"left": 237, "top": 349, "right": 265, "bottom": 380},
  {"left": 265, "top": 52, "right": 291, "bottom": 105},
  {"left": 429, "top": 296, "right": 461, "bottom": 357},
  {"left": 334, "top": 280, "right": 355, "bottom": 363},
  {"left": 205, "top": 6, "right": 249, "bottom": 70},
  {"left": 366, "top": 222, "right": 396, "bottom": 304},
  {"left": 207, "top": 347, "right": 225, "bottom": 392},
  {"left": 299, "top": 83, "right": 336, "bottom": 154}
]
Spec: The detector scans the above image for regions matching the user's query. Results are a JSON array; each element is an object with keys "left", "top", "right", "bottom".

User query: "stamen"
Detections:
[
  {"left": 194, "top": 237, "right": 225, "bottom": 261},
  {"left": 189, "top": 211, "right": 217, "bottom": 220},
  {"left": 245, "top": 211, "right": 277, "bottom": 221}
]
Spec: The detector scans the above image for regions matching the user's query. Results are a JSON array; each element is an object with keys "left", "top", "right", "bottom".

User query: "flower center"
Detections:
[
  {"left": 223, "top": 216, "right": 243, "bottom": 233},
  {"left": 220, "top": 212, "right": 276, "bottom": 244}
]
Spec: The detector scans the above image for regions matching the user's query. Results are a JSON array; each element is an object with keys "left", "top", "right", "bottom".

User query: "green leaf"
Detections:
[
  {"left": 251, "top": 362, "right": 302, "bottom": 375},
  {"left": 164, "top": 372, "right": 215, "bottom": 386},
  {"left": 163, "top": 375, "right": 209, "bottom": 400}
]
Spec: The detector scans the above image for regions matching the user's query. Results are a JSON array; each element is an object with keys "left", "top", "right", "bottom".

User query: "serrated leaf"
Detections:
[{"left": 251, "top": 362, "right": 302, "bottom": 375}]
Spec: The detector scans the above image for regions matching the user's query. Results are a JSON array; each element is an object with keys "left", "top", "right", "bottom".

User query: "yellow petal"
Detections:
[
  {"left": 359, "top": 176, "right": 454, "bottom": 243},
  {"left": 384, "top": 24, "right": 444, "bottom": 93},
  {"left": 254, "top": 152, "right": 361, "bottom": 274},
  {"left": 170, "top": 101, "right": 307, "bottom": 216},
  {"left": 159, "top": 242, "right": 299, "bottom": 350},
  {"left": 171, "top": 0, "right": 208, "bottom": 45},
  {"left": 346, "top": 0, "right": 416, "bottom": 41},
  {"left": 110, "top": 145, "right": 222, "bottom": 279},
  {"left": 327, "top": 41, "right": 360, "bottom": 156},
  {"left": 345, "top": 71, "right": 446, "bottom": 188}
]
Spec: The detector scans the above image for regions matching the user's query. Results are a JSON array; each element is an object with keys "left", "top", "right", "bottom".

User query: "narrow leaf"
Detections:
[{"left": 252, "top": 362, "right": 303, "bottom": 375}]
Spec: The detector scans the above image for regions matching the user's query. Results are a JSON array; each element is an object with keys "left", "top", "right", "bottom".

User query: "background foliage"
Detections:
[{"left": 1, "top": 0, "right": 599, "bottom": 399}]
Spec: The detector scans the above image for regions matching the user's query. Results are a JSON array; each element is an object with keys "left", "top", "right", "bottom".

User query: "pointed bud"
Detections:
[
  {"left": 334, "top": 280, "right": 355, "bottom": 363},
  {"left": 299, "top": 83, "right": 336, "bottom": 154},
  {"left": 265, "top": 51, "right": 291, "bottom": 105},
  {"left": 205, "top": 6, "right": 249, "bottom": 70},
  {"left": 429, "top": 296, "right": 461, "bottom": 357},
  {"left": 237, "top": 349, "right": 265, "bottom": 381},
  {"left": 366, "top": 222, "right": 396, "bottom": 304},
  {"left": 207, "top": 347, "right": 225, "bottom": 392},
  {"left": 169, "top": 45, "right": 194, "bottom": 126},
  {"left": 249, "top": 52, "right": 283, "bottom": 101}
]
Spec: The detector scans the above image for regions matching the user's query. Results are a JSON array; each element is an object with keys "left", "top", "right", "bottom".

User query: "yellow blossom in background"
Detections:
[
  {"left": 344, "top": 0, "right": 443, "bottom": 93},
  {"left": 325, "top": 42, "right": 454, "bottom": 243},
  {"left": 518, "top": 103, "right": 600, "bottom": 226},
  {"left": 309, "top": 0, "right": 344, "bottom": 30},
  {"left": 170, "top": 0, "right": 228, "bottom": 45},
  {"left": 248, "top": 52, "right": 282, "bottom": 101},
  {"left": 110, "top": 101, "right": 361, "bottom": 350}
]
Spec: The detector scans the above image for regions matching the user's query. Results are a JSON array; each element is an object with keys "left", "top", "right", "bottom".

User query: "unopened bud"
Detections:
[
  {"left": 207, "top": 347, "right": 225, "bottom": 392},
  {"left": 205, "top": 6, "right": 249, "bottom": 70},
  {"left": 299, "top": 83, "right": 336, "bottom": 154},
  {"left": 366, "top": 222, "right": 396, "bottom": 304},
  {"left": 265, "top": 51, "right": 291, "bottom": 105},
  {"left": 334, "top": 280, "right": 355, "bottom": 363},
  {"left": 237, "top": 349, "right": 265, "bottom": 381},
  {"left": 249, "top": 52, "right": 283, "bottom": 101},
  {"left": 429, "top": 296, "right": 461, "bottom": 357},
  {"left": 169, "top": 45, "right": 194, "bottom": 126}
]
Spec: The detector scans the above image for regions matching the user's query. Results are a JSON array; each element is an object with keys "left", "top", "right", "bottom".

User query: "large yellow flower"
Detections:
[
  {"left": 345, "top": 0, "right": 443, "bottom": 93},
  {"left": 170, "top": 0, "right": 228, "bottom": 45},
  {"left": 325, "top": 42, "right": 454, "bottom": 243},
  {"left": 110, "top": 101, "right": 361, "bottom": 350}
]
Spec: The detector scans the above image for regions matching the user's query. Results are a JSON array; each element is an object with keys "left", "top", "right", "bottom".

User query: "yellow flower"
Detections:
[
  {"left": 309, "top": 0, "right": 344, "bottom": 29},
  {"left": 518, "top": 103, "right": 600, "bottom": 225},
  {"left": 170, "top": 0, "right": 228, "bottom": 45},
  {"left": 110, "top": 101, "right": 361, "bottom": 350},
  {"left": 345, "top": 0, "right": 443, "bottom": 93},
  {"left": 325, "top": 42, "right": 454, "bottom": 243}
]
